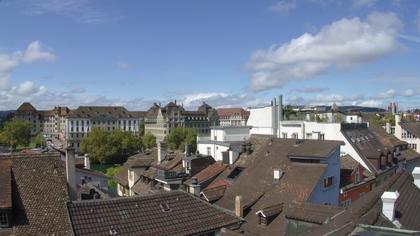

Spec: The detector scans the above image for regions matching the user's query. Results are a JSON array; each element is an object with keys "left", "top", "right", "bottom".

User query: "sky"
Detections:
[{"left": 0, "top": 0, "right": 420, "bottom": 110}]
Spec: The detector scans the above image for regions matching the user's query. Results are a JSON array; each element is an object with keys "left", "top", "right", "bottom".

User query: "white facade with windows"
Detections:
[
  {"left": 197, "top": 126, "right": 251, "bottom": 164},
  {"left": 394, "top": 114, "right": 420, "bottom": 153}
]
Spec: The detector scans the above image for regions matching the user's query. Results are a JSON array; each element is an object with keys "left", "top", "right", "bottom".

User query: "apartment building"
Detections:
[
  {"left": 217, "top": 108, "right": 249, "bottom": 126},
  {"left": 14, "top": 102, "right": 70, "bottom": 138},
  {"left": 145, "top": 101, "right": 219, "bottom": 141},
  {"left": 65, "top": 106, "right": 145, "bottom": 151},
  {"left": 394, "top": 114, "right": 420, "bottom": 153}
]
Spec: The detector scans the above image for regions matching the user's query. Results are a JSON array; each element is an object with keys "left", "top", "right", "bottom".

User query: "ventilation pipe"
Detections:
[
  {"left": 157, "top": 142, "right": 166, "bottom": 164},
  {"left": 235, "top": 195, "right": 244, "bottom": 218},
  {"left": 66, "top": 147, "right": 77, "bottom": 200},
  {"left": 412, "top": 167, "right": 420, "bottom": 189}
]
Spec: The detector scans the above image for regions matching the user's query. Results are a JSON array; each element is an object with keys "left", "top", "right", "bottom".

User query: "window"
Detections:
[
  {"left": 319, "top": 134, "right": 325, "bottom": 140},
  {"left": 291, "top": 133, "right": 298, "bottom": 139},
  {"left": 282, "top": 132, "right": 287, "bottom": 139},
  {"left": 0, "top": 212, "right": 9, "bottom": 227},
  {"left": 306, "top": 133, "right": 312, "bottom": 139},
  {"left": 207, "top": 147, "right": 211, "bottom": 155},
  {"left": 323, "top": 176, "right": 334, "bottom": 189},
  {"left": 341, "top": 199, "right": 351, "bottom": 207}
]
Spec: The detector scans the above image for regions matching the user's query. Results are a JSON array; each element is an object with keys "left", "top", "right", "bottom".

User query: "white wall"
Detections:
[
  {"left": 280, "top": 121, "right": 373, "bottom": 173},
  {"left": 248, "top": 106, "right": 277, "bottom": 135},
  {"left": 197, "top": 143, "right": 229, "bottom": 161}
]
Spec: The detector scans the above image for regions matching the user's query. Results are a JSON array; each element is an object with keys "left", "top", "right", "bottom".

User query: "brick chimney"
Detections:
[
  {"left": 235, "top": 195, "right": 243, "bottom": 218},
  {"left": 66, "top": 147, "right": 77, "bottom": 200},
  {"left": 412, "top": 167, "right": 420, "bottom": 189},
  {"left": 381, "top": 191, "right": 399, "bottom": 222},
  {"left": 157, "top": 142, "right": 166, "bottom": 164}
]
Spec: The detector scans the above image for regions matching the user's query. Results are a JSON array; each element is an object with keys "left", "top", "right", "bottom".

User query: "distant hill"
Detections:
[{"left": 339, "top": 106, "right": 386, "bottom": 113}]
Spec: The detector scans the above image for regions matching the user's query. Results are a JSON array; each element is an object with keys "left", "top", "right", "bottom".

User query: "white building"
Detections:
[
  {"left": 247, "top": 96, "right": 282, "bottom": 136},
  {"left": 394, "top": 114, "right": 420, "bottom": 153},
  {"left": 197, "top": 126, "right": 251, "bottom": 164},
  {"left": 65, "top": 106, "right": 145, "bottom": 152}
]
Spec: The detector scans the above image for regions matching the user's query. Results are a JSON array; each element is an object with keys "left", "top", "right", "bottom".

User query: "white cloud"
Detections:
[
  {"left": 292, "top": 87, "right": 329, "bottom": 93},
  {"left": 247, "top": 12, "right": 403, "bottom": 92},
  {"left": 21, "top": 41, "right": 56, "bottom": 63},
  {"left": 116, "top": 62, "right": 133, "bottom": 70},
  {"left": 269, "top": 0, "right": 297, "bottom": 14},
  {"left": 352, "top": 0, "right": 377, "bottom": 8},
  {"left": 24, "top": 0, "right": 109, "bottom": 24},
  {"left": 179, "top": 92, "right": 266, "bottom": 109},
  {"left": 402, "top": 89, "right": 414, "bottom": 97},
  {"left": 0, "top": 41, "right": 55, "bottom": 90},
  {"left": 374, "top": 89, "right": 396, "bottom": 99}
]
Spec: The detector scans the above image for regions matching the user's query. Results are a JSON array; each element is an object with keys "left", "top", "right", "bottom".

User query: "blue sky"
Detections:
[{"left": 0, "top": 0, "right": 419, "bottom": 110}]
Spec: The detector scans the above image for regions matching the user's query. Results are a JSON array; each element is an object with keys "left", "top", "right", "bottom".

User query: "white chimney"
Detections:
[
  {"left": 66, "top": 147, "right": 77, "bottom": 200},
  {"left": 381, "top": 191, "right": 399, "bottom": 222},
  {"left": 84, "top": 154, "right": 91, "bottom": 169},
  {"left": 278, "top": 95, "right": 283, "bottom": 138},
  {"left": 235, "top": 195, "right": 243, "bottom": 218},
  {"left": 274, "top": 169, "right": 282, "bottom": 181},
  {"left": 157, "top": 142, "right": 166, "bottom": 164},
  {"left": 412, "top": 167, "right": 420, "bottom": 189},
  {"left": 395, "top": 114, "right": 401, "bottom": 124},
  {"left": 189, "top": 177, "right": 200, "bottom": 196},
  {"left": 385, "top": 122, "right": 391, "bottom": 134}
]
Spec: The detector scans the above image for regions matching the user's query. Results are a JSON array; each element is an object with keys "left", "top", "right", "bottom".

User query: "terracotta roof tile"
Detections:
[{"left": 67, "top": 191, "right": 241, "bottom": 236}]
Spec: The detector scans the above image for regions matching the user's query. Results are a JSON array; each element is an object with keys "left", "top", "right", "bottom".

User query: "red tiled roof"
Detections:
[
  {"left": 67, "top": 191, "right": 241, "bottom": 236},
  {"left": 217, "top": 108, "right": 249, "bottom": 118},
  {"left": 0, "top": 159, "right": 12, "bottom": 209},
  {"left": 191, "top": 162, "right": 227, "bottom": 185},
  {"left": 16, "top": 102, "right": 37, "bottom": 113}
]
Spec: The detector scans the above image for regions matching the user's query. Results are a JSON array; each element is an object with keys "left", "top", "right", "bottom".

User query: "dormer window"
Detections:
[
  {"left": 323, "top": 176, "right": 334, "bottom": 189},
  {"left": 0, "top": 212, "right": 9, "bottom": 228}
]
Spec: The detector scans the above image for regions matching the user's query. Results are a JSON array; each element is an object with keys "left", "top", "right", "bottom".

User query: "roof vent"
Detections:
[
  {"left": 109, "top": 226, "right": 118, "bottom": 235},
  {"left": 274, "top": 169, "right": 283, "bottom": 181},
  {"left": 160, "top": 202, "right": 171, "bottom": 212}
]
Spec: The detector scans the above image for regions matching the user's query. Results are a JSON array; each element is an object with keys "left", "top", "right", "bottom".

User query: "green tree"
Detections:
[
  {"left": 80, "top": 128, "right": 141, "bottom": 164},
  {"left": 283, "top": 105, "right": 297, "bottom": 120},
  {"left": 0, "top": 120, "right": 31, "bottom": 149},
  {"left": 143, "top": 132, "right": 156, "bottom": 149},
  {"left": 165, "top": 127, "right": 197, "bottom": 152},
  {"left": 139, "top": 122, "right": 145, "bottom": 136},
  {"left": 31, "top": 133, "right": 45, "bottom": 148}
]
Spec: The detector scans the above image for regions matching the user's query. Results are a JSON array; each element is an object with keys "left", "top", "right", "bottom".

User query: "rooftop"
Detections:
[{"left": 67, "top": 191, "right": 241, "bottom": 236}]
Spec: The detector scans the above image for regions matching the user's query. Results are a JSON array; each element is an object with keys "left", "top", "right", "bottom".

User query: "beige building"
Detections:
[
  {"left": 65, "top": 106, "right": 146, "bottom": 151},
  {"left": 217, "top": 108, "right": 249, "bottom": 126},
  {"left": 145, "top": 101, "right": 219, "bottom": 142},
  {"left": 14, "top": 102, "right": 70, "bottom": 138}
]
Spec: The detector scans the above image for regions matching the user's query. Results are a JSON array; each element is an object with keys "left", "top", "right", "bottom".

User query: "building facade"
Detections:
[
  {"left": 394, "top": 114, "right": 420, "bottom": 153},
  {"left": 65, "top": 106, "right": 145, "bottom": 151},
  {"left": 217, "top": 108, "right": 249, "bottom": 126},
  {"left": 14, "top": 102, "right": 70, "bottom": 138},
  {"left": 145, "top": 101, "right": 219, "bottom": 142}
]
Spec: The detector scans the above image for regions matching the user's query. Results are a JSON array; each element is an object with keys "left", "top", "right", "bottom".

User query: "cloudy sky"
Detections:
[{"left": 0, "top": 0, "right": 419, "bottom": 110}]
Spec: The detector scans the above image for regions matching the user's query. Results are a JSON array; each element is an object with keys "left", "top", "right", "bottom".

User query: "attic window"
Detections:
[
  {"left": 227, "top": 166, "right": 244, "bottom": 179},
  {"left": 160, "top": 202, "right": 171, "bottom": 212}
]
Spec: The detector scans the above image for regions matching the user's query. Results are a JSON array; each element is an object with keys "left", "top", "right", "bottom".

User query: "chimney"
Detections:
[
  {"left": 66, "top": 148, "right": 77, "bottom": 200},
  {"left": 183, "top": 144, "right": 192, "bottom": 174},
  {"left": 385, "top": 122, "right": 391, "bottom": 134},
  {"left": 381, "top": 191, "right": 400, "bottom": 222},
  {"left": 278, "top": 95, "right": 283, "bottom": 138},
  {"left": 235, "top": 195, "right": 243, "bottom": 218},
  {"left": 273, "top": 169, "right": 283, "bottom": 181},
  {"left": 157, "top": 142, "right": 166, "bottom": 164},
  {"left": 84, "top": 154, "right": 91, "bottom": 169},
  {"left": 412, "top": 167, "right": 420, "bottom": 189},
  {"left": 395, "top": 114, "right": 401, "bottom": 124},
  {"left": 189, "top": 177, "right": 200, "bottom": 196}
]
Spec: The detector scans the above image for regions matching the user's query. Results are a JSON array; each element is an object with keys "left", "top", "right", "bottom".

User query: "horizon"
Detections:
[{"left": 1, "top": 0, "right": 420, "bottom": 110}]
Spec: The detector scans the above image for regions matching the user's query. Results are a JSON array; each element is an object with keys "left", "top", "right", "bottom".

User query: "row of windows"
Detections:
[
  {"left": 408, "top": 143, "right": 418, "bottom": 150},
  {"left": 70, "top": 119, "right": 138, "bottom": 126},
  {"left": 281, "top": 132, "right": 325, "bottom": 140},
  {"left": 402, "top": 131, "right": 417, "bottom": 139}
]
